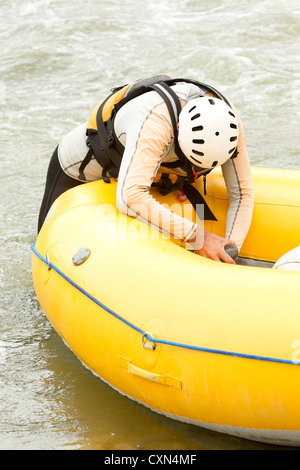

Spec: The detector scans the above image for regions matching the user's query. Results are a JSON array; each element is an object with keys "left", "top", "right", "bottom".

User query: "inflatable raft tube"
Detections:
[{"left": 32, "top": 167, "right": 300, "bottom": 447}]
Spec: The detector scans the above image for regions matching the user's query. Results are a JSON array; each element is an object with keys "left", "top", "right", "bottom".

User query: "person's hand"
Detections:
[{"left": 188, "top": 228, "right": 237, "bottom": 264}]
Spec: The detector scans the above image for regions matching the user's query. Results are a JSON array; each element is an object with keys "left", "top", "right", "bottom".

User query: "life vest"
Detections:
[
  {"left": 78, "top": 75, "right": 235, "bottom": 220},
  {"left": 79, "top": 75, "right": 231, "bottom": 179}
]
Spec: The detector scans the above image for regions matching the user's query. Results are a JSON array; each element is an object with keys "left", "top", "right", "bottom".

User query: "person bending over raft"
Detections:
[{"left": 38, "top": 75, "right": 254, "bottom": 264}]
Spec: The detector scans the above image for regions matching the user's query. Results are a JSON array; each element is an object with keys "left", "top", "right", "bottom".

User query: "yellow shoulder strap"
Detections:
[{"left": 87, "top": 83, "right": 132, "bottom": 130}]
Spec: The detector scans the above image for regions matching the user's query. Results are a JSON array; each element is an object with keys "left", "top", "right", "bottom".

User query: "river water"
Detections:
[{"left": 0, "top": 0, "right": 299, "bottom": 451}]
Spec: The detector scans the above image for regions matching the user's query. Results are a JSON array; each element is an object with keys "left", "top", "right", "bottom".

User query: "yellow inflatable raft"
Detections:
[{"left": 32, "top": 167, "right": 300, "bottom": 447}]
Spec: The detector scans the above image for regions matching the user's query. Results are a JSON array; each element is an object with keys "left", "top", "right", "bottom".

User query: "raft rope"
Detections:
[{"left": 31, "top": 241, "right": 300, "bottom": 366}]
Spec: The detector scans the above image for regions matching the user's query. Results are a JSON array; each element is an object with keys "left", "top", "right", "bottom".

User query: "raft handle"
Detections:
[
  {"left": 120, "top": 357, "right": 182, "bottom": 389},
  {"left": 46, "top": 253, "right": 51, "bottom": 270},
  {"left": 142, "top": 332, "right": 156, "bottom": 351}
]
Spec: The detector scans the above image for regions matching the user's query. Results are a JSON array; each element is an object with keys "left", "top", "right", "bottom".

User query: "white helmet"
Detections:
[{"left": 178, "top": 97, "right": 239, "bottom": 169}]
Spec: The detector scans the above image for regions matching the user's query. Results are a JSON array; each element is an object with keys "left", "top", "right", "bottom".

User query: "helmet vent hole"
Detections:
[
  {"left": 188, "top": 105, "right": 197, "bottom": 113},
  {"left": 230, "top": 136, "right": 237, "bottom": 142},
  {"left": 191, "top": 113, "right": 200, "bottom": 121},
  {"left": 212, "top": 161, "right": 218, "bottom": 167},
  {"left": 208, "top": 99, "right": 215, "bottom": 105},
  {"left": 228, "top": 111, "right": 235, "bottom": 117},
  {"left": 192, "top": 126, "right": 203, "bottom": 131},
  {"left": 215, "top": 131, "right": 219, "bottom": 136},
  {"left": 228, "top": 147, "right": 236, "bottom": 155},
  {"left": 230, "top": 123, "right": 237, "bottom": 129},
  {"left": 192, "top": 139, "right": 205, "bottom": 144},
  {"left": 192, "top": 149, "right": 204, "bottom": 157}
]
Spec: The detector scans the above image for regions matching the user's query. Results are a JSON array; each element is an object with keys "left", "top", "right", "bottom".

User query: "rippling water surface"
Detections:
[{"left": 0, "top": 0, "right": 299, "bottom": 450}]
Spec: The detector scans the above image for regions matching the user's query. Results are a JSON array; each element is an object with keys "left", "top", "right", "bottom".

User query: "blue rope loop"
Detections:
[{"left": 31, "top": 240, "right": 300, "bottom": 366}]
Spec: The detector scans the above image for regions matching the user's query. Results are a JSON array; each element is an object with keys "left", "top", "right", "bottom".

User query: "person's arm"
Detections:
[
  {"left": 221, "top": 108, "right": 255, "bottom": 251},
  {"left": 115, "top": 96, "right": 240, "bottom": 263},
  {"left": 116, "top": 101, "right": 197, "bottom": 244}
]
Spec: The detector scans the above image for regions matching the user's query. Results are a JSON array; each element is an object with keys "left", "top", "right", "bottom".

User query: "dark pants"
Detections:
[{"left": 37, "top": 146, "right": 84, "bottom": 232}]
